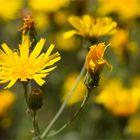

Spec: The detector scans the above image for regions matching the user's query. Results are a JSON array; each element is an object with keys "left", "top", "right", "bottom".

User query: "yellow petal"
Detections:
[
  {"left": 5, "top": 79, "right": 17, "bottom": 89},
  {"left": 39, "top": 66, "right": 56, "bottom": 73},
  {"left": 1, "top": 43, "right": 13, "bottom": 56},
  {"left": 63, "top": 30, "right": 77, "bottom": 39},
  {"left": 29, "top": 38, "right": 46, "bottom": 60},
  {"left": 68, "top": 16, "right": 82, "bottom": 31},
  {"left": 33, "top": 77, "right": 46, "bottom": 86},
  {"left": 45, "top": 44, "right": 55, "bottom": 58}
]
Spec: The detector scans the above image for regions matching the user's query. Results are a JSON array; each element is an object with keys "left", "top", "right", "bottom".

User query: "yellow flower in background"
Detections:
[
  {"left": 110, "top": 29, "right": 138, "bottom": 56},
  {"left": 95, "top": 79, "right": 140, "bottom": 116},
  {"left": 0, "top": 36, "right": 61, "bottom": 88},
  {"left": 0, "top": 90, "right": 15, "bottom": 117},
  {"left": 126, "top": 115, "right": 140, "bottom": 136},
  {"left": 33, "top": 13, "right": 49, "bottom": 31},
  {"left": 86, "top": 43, "right": 112, "bottom": 74},
  {"left": 53, "top": 32, "right": 78, "bottom": 51},
  {"left": 0, "top": 0, "right": 22, "bottom": 20},
  {"left": 62, "top": 72, "right": 86, "bottom": 106},
  {"left": 97, "top": 0, "right": 140, "bottom": 19},
  {"left": 29, "top": 0, "right": 69, "bottom": 13},
  {"left": 64, "top": 15, "right": 117, "bottom": 39}
]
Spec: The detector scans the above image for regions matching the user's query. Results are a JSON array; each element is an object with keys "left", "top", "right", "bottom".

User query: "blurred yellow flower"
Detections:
[
  {"left": 62, "top": 72, "right": 86, "bottom": 106},
  {"left": 97, "top": 0, "right": 140, "bottom": 19},
  {"left": 33, "top": 13, "right": 49, "bottom": 30},
  {"left": 0, "top": 90, "right": 15, "bottom": 117},
  {"left": 53, "top": 32, "right": 78, "bottom": 51},
  {"left": 0, "top": 0, "right": 22, "bottom": 20},
  {"left": 86, "top": 43, "right": 112, "bottom": 74},
  {"left": 126, "top": 115, "right": 140, "bottom": 136},
  {"left": 95, "top": 79, "right": 140, "bottom": 116},
  {"left": 110, "top": 29, "right": 138, "bottom": 56},
  {"left": 29, "top": 0, "right": 69, "bottom": 13},
  {"left": 64, "top": 15, "right": 117, "bottom": 39},
  {"left": 0, "top": 36, "right": 61, "bottom": 88}
]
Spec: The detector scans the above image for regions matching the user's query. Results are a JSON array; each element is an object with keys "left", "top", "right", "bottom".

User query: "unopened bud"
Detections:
[{"left": 28, "top": 88, "right": 43, "bottom": 110}]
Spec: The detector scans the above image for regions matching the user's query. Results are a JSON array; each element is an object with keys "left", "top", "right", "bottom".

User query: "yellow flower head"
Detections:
[
  {"left": 86, "top": 43, "right": 112, "bottom": 74},
  {"left": 95, "top": 79, "right": 140, "bottom": 116},
  {"left": 0, "top": 36, "right": 61, "bottom": 88},
  {"left": 62, "top": 72, "right": 86, "bottom": 106},
  {"left": 0, "top": 90, "right": 15, "bottom": 117},
  {"left": 29, "top": 0, "right": 69, "bottom": 13},
  {"left": 97, "top": 0, "right": 140, "bottom": 19},
  {"left": 64, "top": 15, "right": 117, "bottom": 39}
]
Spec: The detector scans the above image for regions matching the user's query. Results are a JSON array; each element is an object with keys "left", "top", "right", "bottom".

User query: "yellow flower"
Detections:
[
  {"left": 110, "top": 29, "right": 138, "bottom": 56},
  {"left": 0, "top": 90, "right": 15, "bottom": 117},
  {"left": 97, "top": 0, "right": 140, "bottom": 19},
  {"left": 126, "top": 115, "right": 140, "bottom": 136},
  {"left": 0, "top": 0, "right": 22, "bottom": 20},
  {"left": 29, "top": 0, "right": 69, "bottom": 13},
  {"left": 61, "top": 72, "right": 86, "bottom": 106},
  {"left": 86, "top": 43, "right": 112, "bottom": 74},
  {"left": 0, "top": 36, "right": 61, "bottom": 88},
  {"left": 53, "top": 32, "right": 78, "bottom": 51},
  {"left": 95, "top": 79, "right": 140, "bottom": 116},
  {"left": 64, "top": 15, "right": 117, "bottom": 39}
]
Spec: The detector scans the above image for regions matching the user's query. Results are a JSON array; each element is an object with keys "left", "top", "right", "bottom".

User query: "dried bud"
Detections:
[
  {"left": 19, "top": 15, "right": 36, "bottom": 35},
  {"left": 28, "top": 88, "right": 43, "bottom": 110}
]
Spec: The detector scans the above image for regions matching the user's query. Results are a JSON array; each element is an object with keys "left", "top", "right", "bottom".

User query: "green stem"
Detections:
[
  {"left": 22, "top": 82, "right": 29, "bottom": 106},
  {"left": 41, "top": 63, "right": 86, "bottom": 139},
  {"left": 33, "top": 110, "right": 41, "bottom": 137},
  {"left": 22, "top": 82, "right": 41, "bottom": 140},
  {"left": 47, "top": 88, "right": 91, "bottom": 138}
]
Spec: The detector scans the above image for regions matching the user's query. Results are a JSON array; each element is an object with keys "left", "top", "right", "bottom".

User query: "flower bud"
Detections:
[{"left": 28, "top": 88, "right": 43, "bottom": 110}]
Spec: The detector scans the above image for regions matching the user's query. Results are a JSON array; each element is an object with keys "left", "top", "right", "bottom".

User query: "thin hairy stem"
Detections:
[
  {"left": 41, "top": 63, "right": 86, "bottom": 139},
  {"left": 47, "top": 88, "right": 91, "bottom": 138}
]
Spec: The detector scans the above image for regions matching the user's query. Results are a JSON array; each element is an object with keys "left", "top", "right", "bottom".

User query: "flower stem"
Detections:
[
  {"left": 22, "top": 82, "right": 41, "bottom": 140},
  {"left": 47, "top": 88, "right": 91, "bottom": 138},
  {"left": 41, "top": 63, "right": 86, "bottom": 139}
]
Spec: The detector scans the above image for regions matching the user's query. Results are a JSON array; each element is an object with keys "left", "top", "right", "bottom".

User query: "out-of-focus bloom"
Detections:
[
  {"left": 0, "top": 0, "right": 22, "bottom": 20},
  {"left": 95, "top": 79, "right": 140, "bottom": 116},
  {"left": 0, "top": 36, "right": 61, "bottom": 88},
  {"left": 33, "top": 13, "right": 49, "bottom": 30},
  {"left": 126, "top": 115, "right": 140, "bottom": 136},
  {"left": 0, "top": 90, "right": 15, "bottom": 117},
  {"left": 62, "top": 72, "right": 86, "bottom": 106},
  {"left": 86, "top": 43, "right": 112, "bottom": 74},
  {"left": 53, "top": 32, "right": 78, "bottom": 51},
  {"left": 110, "top": 29, "right": 138, "bottom": 56},
  {"left": 97, "top": 0, "right": 140, "bottom": 19},
  {"left": 53, "top": 11, "right": 68, "bottom": 26},
  {"left": 64, "top": 15, "right": 117, "bottom": 39},
  {"left": 29, "top": 0, "right": 69, "bottom": 13}
]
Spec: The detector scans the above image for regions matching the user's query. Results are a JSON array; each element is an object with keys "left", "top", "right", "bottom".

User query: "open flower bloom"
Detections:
[
  {"left": 0, "top": 36, "right": 61, "bottom": 88},
  {"left": 64, "top": 15, "right": 117, "bottom": 39},
  {"left": 95, "top": 79, "right": 140, "bottom": 116},
  {"left": 86, "top": 43, "right": 112, "bottom": 74},
  {"left": 97, "top": 0, "right": 140, "bottom": 19}
]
